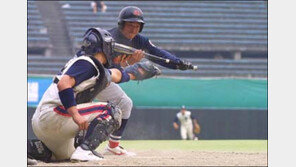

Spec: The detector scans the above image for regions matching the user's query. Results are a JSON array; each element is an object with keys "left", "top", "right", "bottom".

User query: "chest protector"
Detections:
[
  {"left": 56, "top": 56, "right": 111, "bottom": 104},
  {"left": 75, "top": 56, "right": 111, "bottom": 104}
]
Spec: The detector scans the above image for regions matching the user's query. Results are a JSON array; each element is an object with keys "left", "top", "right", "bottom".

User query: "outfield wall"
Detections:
[
  {"left": 28, "top": 77, "right": 267, "bottom": 109},
  {"left": 28, "top": 76, "right": 267, "bottom": 140},
  {"left": 28, "top": 107, "right": 267, "bottom": 140}
]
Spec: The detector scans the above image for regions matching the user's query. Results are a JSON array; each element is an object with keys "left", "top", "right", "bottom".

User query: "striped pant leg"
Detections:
[{"left": 33, "top": 102, "right": 111, "bottom": 160}]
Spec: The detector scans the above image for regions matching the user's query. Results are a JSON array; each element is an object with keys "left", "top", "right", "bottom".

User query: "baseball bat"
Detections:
[{"left": 113, "top": 43, "right": 198, "bottom": 70}]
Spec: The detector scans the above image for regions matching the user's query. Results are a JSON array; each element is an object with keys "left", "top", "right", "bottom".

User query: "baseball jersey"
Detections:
[
  {"left": 37, "top": 56, "right": 101, "bottom": 109},
  {"left": 108, "top": 27, "right": 182, "bottom": 69},
  {"left": 174, "top": 111, "right": 194, "bottom": 126}
]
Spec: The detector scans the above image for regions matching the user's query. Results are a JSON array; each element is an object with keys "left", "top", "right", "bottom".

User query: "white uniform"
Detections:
[
  {"left": 175, "top": 111, "right": 194, "bottom": 140},
  {"left": 32, "top": 56, "right": 112, "bottom": 160}
]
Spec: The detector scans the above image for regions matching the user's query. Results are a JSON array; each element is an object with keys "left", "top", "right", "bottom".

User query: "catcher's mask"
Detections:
[
  {"left": 118, "top": 6, "right": 145, "bottom": 32},
  {"left": 81, "top": 27, "right": 115, "bottom": 67}
]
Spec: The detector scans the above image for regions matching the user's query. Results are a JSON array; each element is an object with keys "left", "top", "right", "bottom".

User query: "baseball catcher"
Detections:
[{"left": 27, "top": 27, "right": 160, "bottom": 163}]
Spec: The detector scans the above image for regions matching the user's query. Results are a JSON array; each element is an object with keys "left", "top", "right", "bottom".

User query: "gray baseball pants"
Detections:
[{"left": 96, "top": 82, "right": 133, "bottom": 119}]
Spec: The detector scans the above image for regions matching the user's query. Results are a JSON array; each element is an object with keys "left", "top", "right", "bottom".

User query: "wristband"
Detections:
[
  {"left": 119, "top": 69, "right": 130, "bottom": 83},
  {"left": 58, "top": 88, "right": 77, "bottom": 110}
]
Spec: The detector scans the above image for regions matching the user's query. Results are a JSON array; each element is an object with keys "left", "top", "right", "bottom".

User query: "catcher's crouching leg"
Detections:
[
  {"left": 82, "top": 118, "right": 120, "bottom": 152},
  {"left": 71, "top": 104, "right": 122, "bottom": 161}
]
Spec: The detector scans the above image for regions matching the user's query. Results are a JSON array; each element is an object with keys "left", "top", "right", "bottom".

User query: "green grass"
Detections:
[{"left": 99, "top": 140, "right": 267, "bottom": 152}]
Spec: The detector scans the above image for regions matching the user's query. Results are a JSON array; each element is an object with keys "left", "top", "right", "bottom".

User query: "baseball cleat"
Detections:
[
  {"left": 70, "top": 146, "right": 103, "bottom": 162},
  {"left": 103, "top": 145, "right": 136, "bottom": 156}
]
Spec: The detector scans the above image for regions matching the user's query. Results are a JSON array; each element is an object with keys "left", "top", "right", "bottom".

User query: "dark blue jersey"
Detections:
[{"left": 108, "top": 27, "right": 181, "bottom": 69}]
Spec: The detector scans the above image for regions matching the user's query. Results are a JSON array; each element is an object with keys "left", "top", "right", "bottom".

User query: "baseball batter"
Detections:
[
  {"left": 173, "top": 106, "right": 200, "bottom": 140},
  {"left": 28, "top": 27, "right": 159, "bottom": 163},
  {"left": 92, "top": 6, "right": 194, "bottom": 156}
]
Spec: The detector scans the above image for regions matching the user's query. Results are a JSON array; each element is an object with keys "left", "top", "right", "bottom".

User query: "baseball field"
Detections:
[{"left": 33, "top": 140, "right": 267, "bottom": 166}]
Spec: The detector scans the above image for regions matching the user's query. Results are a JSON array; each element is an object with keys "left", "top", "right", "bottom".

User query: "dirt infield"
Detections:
[{"left": 31, "top": 149, "right": 267, "bottom": 166}]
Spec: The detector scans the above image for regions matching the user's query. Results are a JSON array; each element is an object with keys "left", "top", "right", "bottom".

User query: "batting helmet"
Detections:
[
  {"left": 81, "top": 27, "right": 115, "bottom": 67},
  {"left": 118, "top": 6, "right": 145, "bottom": 32}
]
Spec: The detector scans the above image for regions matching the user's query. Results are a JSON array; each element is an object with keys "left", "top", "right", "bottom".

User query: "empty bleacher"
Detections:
[
  {"left": 59, "top": 1, "right": 267, "bottom": 51},
  {"left": 28, "top": 1, "right": 52, "bottom": 51},
  {"left": 28, "top": 1, "right": 267, "bottom": 78},
  {"left": 28, "top": 55, "right": 69, "bottom": 75}
]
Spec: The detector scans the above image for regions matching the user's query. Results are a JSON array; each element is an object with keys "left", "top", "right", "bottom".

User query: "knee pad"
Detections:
[
  {"left": 120, "top": 95, "right": 133, "bottom": 119},
  {"left": 81, "top": 103, "right": 122, "bottom": 150},
  {"left": 74, "top": 103, "right": 122, "bottom": 150},
  {"left": 112, "top": 119, "right": 129, "bottom": 137},
  {"left": 74, "top": 130, "right": 85, "bottom": 149},
  {"left": 27, "top": 139, "right": 52, "bottom": 162},
  {"left": 82, "top": 118, "right": 119, "bottom": 151}
]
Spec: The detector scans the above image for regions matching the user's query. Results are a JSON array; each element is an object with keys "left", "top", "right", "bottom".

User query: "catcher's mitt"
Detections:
[
  {"left": 194, "top": 124, "right": 201, "bottom": 134},
  {"left": 124, "top": 61, "right": 161, "bottom": 80}
]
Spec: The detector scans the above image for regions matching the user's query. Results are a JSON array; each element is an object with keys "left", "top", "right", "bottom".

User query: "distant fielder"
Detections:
[{"left": 173, "top": 105, "right": 201, "bottom": 140}]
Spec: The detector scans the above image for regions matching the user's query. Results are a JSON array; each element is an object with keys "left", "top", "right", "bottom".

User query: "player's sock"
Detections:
[
  {"left": 105, "top": 119, "right": 136, "bottom": 156},
  {"left": 109, "top": 135, "right": 120, "bottom": 148},
  {"left": 108, "top": 119, "right": 128, "bottom": 148}
]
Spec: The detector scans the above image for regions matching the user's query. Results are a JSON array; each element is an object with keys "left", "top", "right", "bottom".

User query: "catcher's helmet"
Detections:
[
  {"left": 81, "top": 27, "right": 115, "bottom": 67},
  {"left": 118, "top": 6, "right": 145, "bottom": 32}
]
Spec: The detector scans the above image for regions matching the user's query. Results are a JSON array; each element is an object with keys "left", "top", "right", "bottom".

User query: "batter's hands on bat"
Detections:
[
  {"left": 114, "top": 54, "right": 128, "bottom": 67},
  {"left": 128, "top": 50, "right": 145, "bottom": 65},
  {"left": 177, "top": 60, "right": 193, "bottom": 70}
]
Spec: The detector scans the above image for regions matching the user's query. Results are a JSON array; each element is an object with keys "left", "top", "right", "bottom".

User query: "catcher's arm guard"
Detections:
[{"left": 124, "top": 61, "right": 161, "bottom": 80}]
